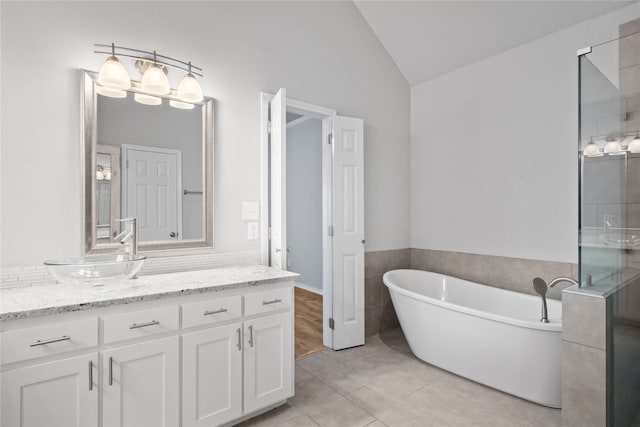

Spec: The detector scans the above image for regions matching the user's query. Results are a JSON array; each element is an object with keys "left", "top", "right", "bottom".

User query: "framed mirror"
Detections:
[{"left": 81, "top": 70, "right": 214, "bottom": 254}]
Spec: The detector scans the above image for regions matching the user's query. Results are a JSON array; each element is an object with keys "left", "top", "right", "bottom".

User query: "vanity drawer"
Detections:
[
  {"left": 244, "top": 287, "right": 292, "bottom": 316},
  {"left": 182, "top": 295, "right": 242, "bottom": 329},
  {"left": 102, "top": 305, "right": 179, "bottom": 344},
  {"left": 1, "top": 318, "right": 98, "bottom": 364}
]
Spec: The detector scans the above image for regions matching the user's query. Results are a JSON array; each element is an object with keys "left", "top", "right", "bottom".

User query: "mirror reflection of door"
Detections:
[
  {"left": 95, "top": 144, "right": 121, "bottom": 244},
  {"left": 121, "top": 145, "right": 183, "bottom": 242}
]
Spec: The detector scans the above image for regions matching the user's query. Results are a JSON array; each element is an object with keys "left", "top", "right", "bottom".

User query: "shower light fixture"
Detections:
[{"left": 94, "top": 43, "right": 204, "bottom": 108}]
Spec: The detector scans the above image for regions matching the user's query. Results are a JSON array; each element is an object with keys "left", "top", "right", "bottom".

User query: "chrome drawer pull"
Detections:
[
  {"left": 236, "top": 328, "right": 242, "bottom": 351},
  {"left": 30, "top": 335, "right": 71, "bottom": 347},
  {"left": 262, "top": 298, "right": 282, "bottom": 305},
  {"left": 109, "top": 356, "right": 113, "bottom": 386},
  {"left": 204, "top": 308, "right": 228, "bottom": 316},
  {"left": 248, "top": 325, "right": 254, "bottom": 347},
  {"left": 129, "top": 320, "right": 160, "bottom": 329},
  {"left": 89, "top": 360, "right": 94, "bottom": 391}
]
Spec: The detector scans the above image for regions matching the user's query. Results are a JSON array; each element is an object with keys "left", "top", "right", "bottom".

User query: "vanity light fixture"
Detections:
[
  {"left": 583, "top": 137, "right": 602, "bottom": 157},
  {"left": 628, "top": 131, "right": 640, "bottom": 153},
  {"left": 603, "top": 137, "right": 624, "bottom": 155},
  {"left": 97, "top": 43, "right": 131, "bottom": 93},
  {"left": 94, "top": 43, "right": 204, "bottom": 108}
]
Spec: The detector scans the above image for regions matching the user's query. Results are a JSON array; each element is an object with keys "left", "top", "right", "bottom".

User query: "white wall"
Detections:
[
  {"left": 286, "top": 118, "right": 323, "bottom": 291},
  {"left": 410, "top": 2, "right": 640, "bottom": 264},
  {"left": 0, "top": 1, "right": 410, "bottom": 267}
]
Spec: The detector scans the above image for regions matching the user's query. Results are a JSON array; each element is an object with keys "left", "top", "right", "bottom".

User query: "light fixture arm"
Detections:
[{"left": 94, "top": 43, "right": 203, "bottom": 78}]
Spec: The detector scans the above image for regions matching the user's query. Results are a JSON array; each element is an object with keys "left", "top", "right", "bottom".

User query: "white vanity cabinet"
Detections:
[
  {"left": 0, "top": 276, "right": 295, "bottom": 427},
  {"left": 102, "top": 336, "right": 180, "bottom": 427},
  {"left": 1, "top": 353, "right": 98, "bottom": 427}
]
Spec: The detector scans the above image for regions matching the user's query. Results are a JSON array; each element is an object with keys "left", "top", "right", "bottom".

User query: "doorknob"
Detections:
[
  {"left": 275, "top": 248, "right": 281, "bottom": 253},
  {"left": 170, "top": 232, "right": 178, "bottom": 238}
]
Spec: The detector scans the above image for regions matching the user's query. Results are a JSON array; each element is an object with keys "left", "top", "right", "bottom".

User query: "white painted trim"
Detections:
[
  {"left": 260, "top": 93, "right": 271, "bottom": 266},
  {"left": 121, "top": 144, "right": 183, "bottom": 240},
  {"left": 286, "top": 116, "right": 312, "bottom": 129},
  {"left": 294, "top": 281, "right": 323, "bottom": 295}
]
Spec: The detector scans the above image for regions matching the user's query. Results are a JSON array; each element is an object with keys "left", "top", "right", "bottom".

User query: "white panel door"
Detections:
[
  {"left": 269, "top": 89, "right": 287, "bottom": 269},
  {"left": 331, "top": 116, "right": 365, "bottom": 350},
  {"left": 102, "top": 336, "right": 179, "bottom": 427},
  {"left": 182, "top": 323, "right": 243, "bottom": 427},
  {"left": 243, "top": 312, "right": 293, "bottom": 413},
  {"left": 1, "top": 353, "right": 98, "bottom": 427},
  {"left": 123, "top": 145, "right": 182, "bottom": 242}
]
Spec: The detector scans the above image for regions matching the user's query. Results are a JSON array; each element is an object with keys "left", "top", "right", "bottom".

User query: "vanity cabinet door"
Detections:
[
  {"left": 243, "top": 312, "right": 293, "bottom": 414},
  {"left": 182, "top": 322, "right": 243, "bottom": 426},
  {"left": 102, "top": 336, "right": 179, "bottom": 427},
  {"left": 1, "top": 353, "right": 98, "bottom": 427}
]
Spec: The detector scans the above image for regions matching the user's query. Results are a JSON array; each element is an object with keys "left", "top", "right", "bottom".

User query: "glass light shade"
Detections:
[
  {"left": 583, "top": 141, "right": 602, "bottom": 157},
  {"left": 96, "top": 169, "right": 104, "bottom": 180},
  {"left": 177, "top": 73, "right": 203, "bottom": 102},
  {"left": 98, "top": 56, "right": 131, "bottom": 90},
  {"left": 134, "top": 93, "right": 162, "bottom": 106},
  {"left": 96, "top": 84, "right": 127, "bottom": 98},
  {"left": 604, "top": 140, "right": 624, "bottom": 155},
  {"left": 169, "top": 99, "right": 195, "bottom": 110},
  {"left": 141, "top": 65, "right": 170, "bottom": 95},
  {"left": 629, "top": 137, "right": 640, "bottom": 153},
  {"left": 103, "top": 170, "right": 112, "bottom": 180}
]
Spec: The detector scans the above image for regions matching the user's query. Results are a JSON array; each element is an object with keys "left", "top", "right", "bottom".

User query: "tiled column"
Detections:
[{"left": 561, "top": 289, "right": 610, "bottom": 426}]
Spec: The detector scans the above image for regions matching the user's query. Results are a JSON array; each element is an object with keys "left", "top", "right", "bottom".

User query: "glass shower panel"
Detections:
[{"left": 579, "top": 41, "right": 627, "bottom": 294}]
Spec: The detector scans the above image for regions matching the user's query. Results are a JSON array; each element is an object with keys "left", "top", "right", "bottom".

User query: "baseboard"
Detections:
[{"left": 295, "top": 281, "right": 322, "bottom": 295}]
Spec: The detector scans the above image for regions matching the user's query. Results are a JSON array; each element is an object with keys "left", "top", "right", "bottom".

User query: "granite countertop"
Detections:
[{"left": 0, "top": 265, "right": 299, "bottom": 321}]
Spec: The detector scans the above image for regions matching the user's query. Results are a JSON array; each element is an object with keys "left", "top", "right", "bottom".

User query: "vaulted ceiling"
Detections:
[{"left": 354, "top": 1, "right": 634, "bottom": 86}]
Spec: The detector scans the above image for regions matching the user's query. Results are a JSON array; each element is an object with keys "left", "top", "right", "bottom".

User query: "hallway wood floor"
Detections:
[{"left": 295, "top": 287, "right": 326, "bottom": 358}]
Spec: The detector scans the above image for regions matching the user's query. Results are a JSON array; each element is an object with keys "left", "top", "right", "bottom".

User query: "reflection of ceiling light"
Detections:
[
  {"left": 96, "top": 84, "right": 127, "bottom": 98},
  {"left": 96, "top": 169, "right": 104, "bottom": 180},
  {"left": 134, "top": 93, "right": 162, "bottom": 106},
  {"left": 629, "top": 132, "right": 640, "bottom": 153},
  {"left": 604, "top": 139, "right": 624, "bottom": 155},
  {"left": 169, "top": 100, "right": 195, "bottom": 110},
  {"left": 583, "top": 138, "right": 602, "bottom": 157},
  {"left": 97, "top": 44, "right": 131, "bottom": 91}
]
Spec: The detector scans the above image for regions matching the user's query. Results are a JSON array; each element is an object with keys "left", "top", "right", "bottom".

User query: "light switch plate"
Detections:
[
  {"left": 242, "top": 202, "right": 259, "bottom": 221},
  {"left": 247, "top": 222, "right": 259, "bottom": 240}
]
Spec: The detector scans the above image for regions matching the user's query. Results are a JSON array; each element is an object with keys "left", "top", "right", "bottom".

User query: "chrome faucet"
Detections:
[
  {"left": 114, "top": 218, "right": 138, "bottom": 258},
  {"left": 532, "top": 276, "right": 580, "bottom": 323},
  {"left": 548, "top": 277, "right": 579, "bottom": 289}
]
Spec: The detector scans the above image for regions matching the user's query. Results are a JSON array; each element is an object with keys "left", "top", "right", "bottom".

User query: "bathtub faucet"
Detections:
[
  {"left": 548, "top": 277, "right": 579, "bottom": 289},
  {"left": 532, "top": 277, "right": 550, "bottom": 323}
]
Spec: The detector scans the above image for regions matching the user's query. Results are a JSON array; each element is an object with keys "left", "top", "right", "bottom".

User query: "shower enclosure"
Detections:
[{"left": 578, "top": 18, "right": 640, "bottom": 426}]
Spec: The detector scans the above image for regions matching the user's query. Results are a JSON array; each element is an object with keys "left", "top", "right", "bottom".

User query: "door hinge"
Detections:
[
  {"left": 327, "top": 133, "right": 332, "bottom": 144},
  {"left": 267, "top": 120, "right": 272, "bottom": 134},
  {"left": 328, "top": 225, "right": 334, "bottom": 237},
  {"left": 329, "top": 318, "right": 335, "bottom": 330},
  {"left": 268, "top": 227, "right": 272, "bottom": 240}
]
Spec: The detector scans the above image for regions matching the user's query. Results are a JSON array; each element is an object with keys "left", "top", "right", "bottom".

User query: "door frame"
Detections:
[
  {"left": 259, "top": 92, "right": 336, "bottom": 347},
  {"left": 121, "top": 143, "right": 183, "bottom": 241}
]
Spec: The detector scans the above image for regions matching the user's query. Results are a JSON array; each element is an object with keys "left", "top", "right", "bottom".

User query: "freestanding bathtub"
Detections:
[{"left": 383, "top": 269, "right": 562, "bottom": 408}]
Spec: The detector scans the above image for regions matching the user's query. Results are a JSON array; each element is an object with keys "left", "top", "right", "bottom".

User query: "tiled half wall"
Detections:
[{"left": 364, "top": 248, "right": 577, "bottom": 336}]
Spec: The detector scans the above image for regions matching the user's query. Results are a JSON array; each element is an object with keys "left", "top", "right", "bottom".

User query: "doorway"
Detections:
[
  {"left": 286, "top": 113, "right": 325, "bottom": 357},
  {"left": 260, "top": 90, "right": 366, "bottom": 355}
]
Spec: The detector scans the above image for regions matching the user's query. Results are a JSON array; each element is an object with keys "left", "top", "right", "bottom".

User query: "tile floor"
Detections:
[{"left": 238, "top": 328, "right": 561, "bottom": 427}]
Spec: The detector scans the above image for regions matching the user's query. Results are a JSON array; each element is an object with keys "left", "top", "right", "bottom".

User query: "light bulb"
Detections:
[
  {"left": 604, "top": 139, "right": 623, "bottom": 155},
  {"left": 629, "top": 136, "right": 640, "bottom": 153},
  {"left": 96, "top": 170, "right": 104, "bottom": 180},
  {"left": 583, "top": 141, "right": 602, "bottom": 157},
  {"left": 134, "top": 93, "right": 162, "bottom": 106},
  {"left": 96, "top": 84, "right": 127, "bottom": 98},
  {"left": 141, "top": 64, "right": 170, "bottom": 95},
  {"left": 98, "top": 56, "right": 131, "bottom": 90},
  {"left": 169, "top": 99, "right": 195, "bottom": 110},
  {"left": 104, "top": 170, "right": 112, "bottom": 180},
  {"left": 177, "top": 73, "right": 203, "bottom": 102}
]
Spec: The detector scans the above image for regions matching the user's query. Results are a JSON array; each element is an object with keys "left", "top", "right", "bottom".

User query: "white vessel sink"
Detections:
[{"left": 44, "top": 255, "right": 146, "bottom": 286}]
